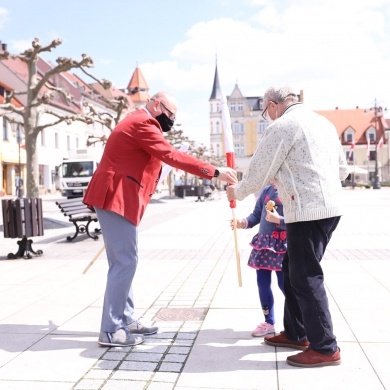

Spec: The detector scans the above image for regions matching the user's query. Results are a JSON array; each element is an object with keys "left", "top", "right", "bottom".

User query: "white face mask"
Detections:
[
  {"left": 264, "top": 102, "right": 278, "bottom": 124},
  {"left": 265, "top": 110, "right": 274, "bottom": 124}
]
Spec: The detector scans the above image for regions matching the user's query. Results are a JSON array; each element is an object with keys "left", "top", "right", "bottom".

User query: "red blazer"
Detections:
[{"left": 83, "top": 109, "right": 216, "bottom": 226}]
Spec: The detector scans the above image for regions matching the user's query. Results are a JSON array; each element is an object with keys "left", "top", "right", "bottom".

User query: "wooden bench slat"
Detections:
[{"left": 55, "top": 198, "right": 100, "bottom": 242}]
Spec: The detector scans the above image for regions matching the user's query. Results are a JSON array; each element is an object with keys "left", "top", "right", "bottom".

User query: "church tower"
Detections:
[
  {"left": 209, "top": 62, "right": 224, "bottom": 157},
  {"left": 127, "top": 66, "right": 150, "bottom": 109},
  {"left": 208, "top": 62, "right": 267, "bottom": 176}
]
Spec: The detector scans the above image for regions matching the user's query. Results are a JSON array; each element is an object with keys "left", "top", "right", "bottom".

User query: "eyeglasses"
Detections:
[
  {"left": 149, "top": 99, "right": 176, "bottom": 121},
  {"left": 261, "top": 100, "right": 277, "bottom": 120},
  {"left": 160, "top": 101, "right": 176, "bottom": 121}
]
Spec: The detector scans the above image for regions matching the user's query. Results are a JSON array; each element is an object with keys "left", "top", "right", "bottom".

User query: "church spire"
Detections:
[{"left": 209, "top": 60, "right": 223, "bottom": 101}]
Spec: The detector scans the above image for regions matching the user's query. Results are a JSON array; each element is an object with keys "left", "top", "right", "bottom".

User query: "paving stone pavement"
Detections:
[{"left": 0, "top": 187, "right": 389, "bottom": 390}]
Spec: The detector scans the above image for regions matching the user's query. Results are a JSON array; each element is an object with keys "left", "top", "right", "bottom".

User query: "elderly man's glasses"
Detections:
[
  {"left": 261, "top": 101, "right": 277, "bottom": 121},
  {"left": 160, "top": 102, "right": 176, "bottom": 121}
]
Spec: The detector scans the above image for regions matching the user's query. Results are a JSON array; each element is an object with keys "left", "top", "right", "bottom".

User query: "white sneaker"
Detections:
[
  {"left": 251, "top": 322, "right": 275, "bottom": 337},
  {"left": 98, "top": 327, "right": 144, "bottom": 347},
  {"left": 126, "top": 320, "right": 158, "bottom": 335}
]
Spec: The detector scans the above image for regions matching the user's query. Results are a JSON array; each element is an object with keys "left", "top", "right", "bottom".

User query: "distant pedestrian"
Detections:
[
  {"left": 227, "top": 85, "right": 349, "bottom": 367},
  {"left": 232, "top": 183, "right": 286, "bottom": 337}
]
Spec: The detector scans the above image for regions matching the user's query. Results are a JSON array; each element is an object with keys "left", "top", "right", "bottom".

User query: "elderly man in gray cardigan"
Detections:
[{"left": 227, "top": 85, "right": 349, "bottom": 368}]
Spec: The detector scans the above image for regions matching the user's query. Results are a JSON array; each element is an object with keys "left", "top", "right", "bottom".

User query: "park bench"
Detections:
[{"left": 55, "top": 198, "right": 100, "bottom": 242}]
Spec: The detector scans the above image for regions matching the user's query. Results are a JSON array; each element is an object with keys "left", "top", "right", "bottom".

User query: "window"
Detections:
[
  {"left": 216, "top": 121, "right": 220, "bottom": 133},
  {"left": 2, "top": 117, "right": 8, "bottom": 141},
  {"left": 15, "top": 123, "right": 23, "bottom": 144},
  {"left": 233, "top": 122, "right": 241, "bottom": 133},
  {"left": 230, "top": 102, "right": 235, "bottom": 111},
  {"left": 366, "top": 126, "right": 376, "bottom": 142},
  {"left": 39, "top": 165, "right": 44, "bottom": 186},
  {"left": 216, "top": 103, "right": 220, "bottom": 112},
  {"left": 62, "top": 161, "right": 94, "bottom": 177},
  {"left": 343, "top": 127, "right": 355, "bottom": 143},
  {"left": 369, "top": 150, "right": 377, "bottom": 161},
  {"left": 238, "top": 102, "right": 243, "bottom": 111},
  {"left": 234, "top": 143, "right": 245, "bottom": 157},
  {"left": 258, "top": 121, "right": 266, "bottom": 134}
]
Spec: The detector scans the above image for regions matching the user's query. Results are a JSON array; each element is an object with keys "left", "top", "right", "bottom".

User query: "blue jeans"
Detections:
[
  {"left": 256, "top": 269, "right": 284, "bottom": 325},
  {"left": 283, "top": 217, "right": 340, "bottom": 354}
]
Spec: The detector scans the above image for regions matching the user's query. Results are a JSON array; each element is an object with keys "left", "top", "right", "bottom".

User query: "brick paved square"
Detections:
[
  {"left": 111, "top": 370, "right": 153, "bottom": 381},
  {"left": 125, "top": 352, "right": 163, "bottom": 362},
  {"left": 74, "top": 379, "right": 105, "bottom": 389},
  {"left": 152, "top": 372, "right": 179, "bottom": 382},
  {"left": 164, "top": 353, "right": 187, "bottom": 363},
  {"left": 84, "top": 369, "right": 112, "bottom": 380},
  {"left": 119, "top": 361, "right": 158, "bottom": 371},
  {"left": 158, "top": 362, "right": 183, "bottom": 372}
]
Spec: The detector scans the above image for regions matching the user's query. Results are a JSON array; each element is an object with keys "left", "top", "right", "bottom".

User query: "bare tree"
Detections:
[
  {"left": 86, "top": 88, "right": 132, "bottom": 147},
  {"left": 0, "top": 38, "right": 112, "bottom": 198}
]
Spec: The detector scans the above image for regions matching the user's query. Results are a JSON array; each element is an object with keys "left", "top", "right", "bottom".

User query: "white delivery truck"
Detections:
[{"left": 55, "top": 148, "right": 103, "bottom": 198}]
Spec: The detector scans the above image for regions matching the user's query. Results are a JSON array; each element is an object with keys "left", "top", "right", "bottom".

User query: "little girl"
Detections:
[{"left": 233, "top": 182, "right": 286, "bottom": 337}]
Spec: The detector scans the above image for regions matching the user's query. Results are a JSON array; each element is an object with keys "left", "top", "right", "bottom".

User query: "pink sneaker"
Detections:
[{"left": 252, "top": 322, "right": 275, "bottom": 337}]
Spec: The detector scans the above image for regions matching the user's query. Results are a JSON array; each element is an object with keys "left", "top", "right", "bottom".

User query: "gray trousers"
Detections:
[{"left": 95, "top": 208, "right": 138, "bottom": 333}]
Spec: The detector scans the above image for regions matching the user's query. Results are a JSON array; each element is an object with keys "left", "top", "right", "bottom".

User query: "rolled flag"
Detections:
[
  {"left": 220, "top": 86, "right": 241, "bottom": 286},
  {"left": 377, "top": 135, "right": 383, "bottom": 151},
  {"left": 158, "top": 142, "right": 190, "bottom": 184},
  {"left": 366, "top": 137, "right": 371, "bottom": 160},
  {"left": 220, "top": 93, "right": 236, "bottom": 208},
  {"left": 347, "top": 141, "right": 355, "bottom": 161}
]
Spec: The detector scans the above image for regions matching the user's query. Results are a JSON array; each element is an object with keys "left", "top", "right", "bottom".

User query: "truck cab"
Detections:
[{"left": 55, "top": 149, "right": 102, "bottom": 198}]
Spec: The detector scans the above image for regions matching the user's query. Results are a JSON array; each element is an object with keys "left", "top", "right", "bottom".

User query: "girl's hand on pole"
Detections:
[
  {"left": 231, "top": 218, "right": 245, "bottom": 230},
  {"left": 226, "top": 184, "right": 237, "bottom": 201}
]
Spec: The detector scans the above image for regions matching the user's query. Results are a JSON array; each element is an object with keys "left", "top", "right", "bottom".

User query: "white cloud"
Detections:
[
  {"left": 0, "top": 7, "right": 9, "bottom": 29},
  {"left": 134, "top": 1, "right": 390, "bottom": 143},
  {"left": 9, "top": 39, "right": 33, "bottom": 53}
]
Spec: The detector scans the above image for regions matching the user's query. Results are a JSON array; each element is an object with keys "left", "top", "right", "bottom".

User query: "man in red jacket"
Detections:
[{"left": 84, "top": 91, "right": 237, "bottom": 347}]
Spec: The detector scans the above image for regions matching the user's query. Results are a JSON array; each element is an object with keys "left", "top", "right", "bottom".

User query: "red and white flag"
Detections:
[
  {"left": 220, "top": 86, "right": 241, "bottom": 287},
  {"left": 220, "top": 92, "right": 236, "bottom": 209},
  {"left": 377, "top": 135, "right": 384, "bottom": 151},
  {"left": 347, "top": 141, "right": 355, "bottom": 161}
]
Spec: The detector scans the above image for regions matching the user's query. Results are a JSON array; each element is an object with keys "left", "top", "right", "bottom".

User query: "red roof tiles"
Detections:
[{"left": 316, "top": 108, "right": 385, "bottom": 145}]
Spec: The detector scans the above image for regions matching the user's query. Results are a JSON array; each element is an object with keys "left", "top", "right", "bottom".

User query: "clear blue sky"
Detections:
[{"left": 1, "top": 0, "right": 390, "bottom": 144}]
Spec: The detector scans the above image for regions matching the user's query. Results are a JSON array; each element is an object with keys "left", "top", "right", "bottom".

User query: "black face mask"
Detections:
[{"left": 155, "top": 113, "right": 174, "bottom": 132}]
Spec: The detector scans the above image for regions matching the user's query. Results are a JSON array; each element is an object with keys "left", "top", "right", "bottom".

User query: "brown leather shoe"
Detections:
[
  {"left": 287, "top": 348, "right": 341, "bottom": 367},
  {"left": 264, "top": 331, "right": 309, "bottom": 350}
]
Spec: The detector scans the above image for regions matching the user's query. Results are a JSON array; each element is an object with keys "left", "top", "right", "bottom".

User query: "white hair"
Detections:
[{"left": 264, "top": 85, "right": 299, "bottom": 104}]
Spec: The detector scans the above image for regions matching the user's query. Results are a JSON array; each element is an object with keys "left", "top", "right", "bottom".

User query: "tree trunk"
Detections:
[{"left": 24, "top": 111, "right": 39, "bottom": 198}]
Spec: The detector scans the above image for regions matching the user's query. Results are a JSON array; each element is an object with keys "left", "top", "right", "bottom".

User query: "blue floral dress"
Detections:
[{"left": 246, "top": 185, "right": 287, "bottom": 271}]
